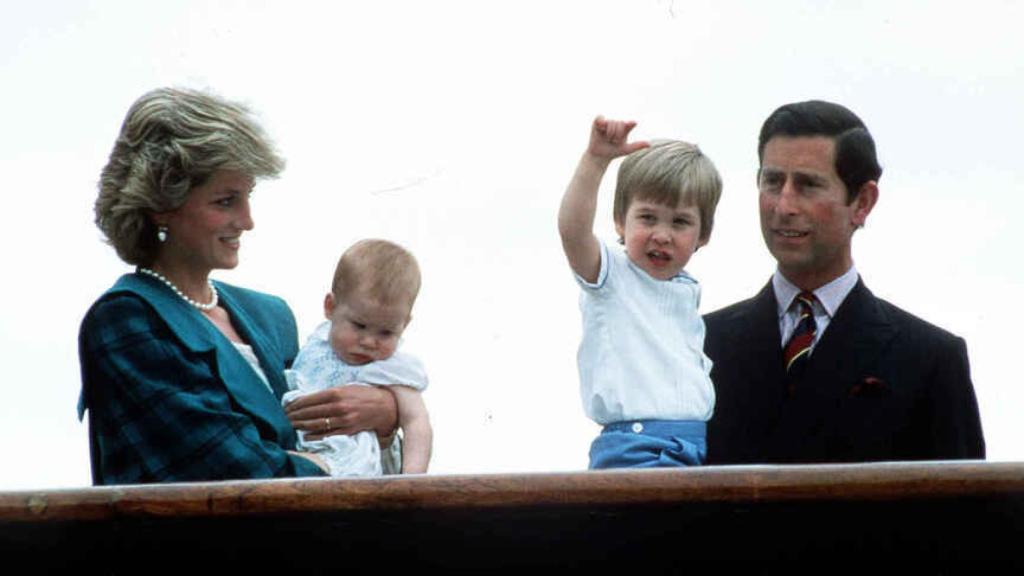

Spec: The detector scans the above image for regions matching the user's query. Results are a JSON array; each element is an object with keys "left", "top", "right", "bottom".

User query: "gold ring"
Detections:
[{"left": 324, "top": 417, "right": 331, "bottom": 431}]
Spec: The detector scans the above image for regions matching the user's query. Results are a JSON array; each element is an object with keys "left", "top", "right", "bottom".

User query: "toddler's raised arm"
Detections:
[{"left": 558, "top": 116, "right": 648, "bottom": 283}]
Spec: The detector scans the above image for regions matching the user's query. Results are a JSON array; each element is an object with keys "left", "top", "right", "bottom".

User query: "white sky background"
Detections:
[{"left": 1, "top": 0, "right": 1021, "bottom": 490}]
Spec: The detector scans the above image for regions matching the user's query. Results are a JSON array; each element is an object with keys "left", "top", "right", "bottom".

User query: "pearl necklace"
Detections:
[{"left": 138, "top": 268, "right": 219, "bottom": 311}]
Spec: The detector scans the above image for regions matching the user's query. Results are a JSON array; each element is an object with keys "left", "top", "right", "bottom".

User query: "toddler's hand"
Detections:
[{"left": 587, "top": 115, "right": 649, "bottom": 160}]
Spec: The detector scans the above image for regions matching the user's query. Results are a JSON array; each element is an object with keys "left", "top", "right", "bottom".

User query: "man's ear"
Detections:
[
  {"left": 851, "top": 181, "right": 879, "bottom": 228},
  {"left": 323, "top": 293, "right": 336, "bottom": 319}
]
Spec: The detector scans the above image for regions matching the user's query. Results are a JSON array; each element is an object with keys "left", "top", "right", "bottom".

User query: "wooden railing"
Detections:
[{"left": 3, "top": 462, "right": 1022, "bottom": 573}]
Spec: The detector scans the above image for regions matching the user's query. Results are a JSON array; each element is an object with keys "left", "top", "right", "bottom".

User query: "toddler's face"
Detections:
[
  {"left": 324, "top": 292, "right": 410, "bottom": 365},
  {"left": 615, "top": 198, "right": 706, "bottom": 280}
]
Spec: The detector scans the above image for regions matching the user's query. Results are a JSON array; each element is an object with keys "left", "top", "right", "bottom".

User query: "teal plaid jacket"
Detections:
[{"left": 78, "top": 273, "right": 326, "bottom": 484}]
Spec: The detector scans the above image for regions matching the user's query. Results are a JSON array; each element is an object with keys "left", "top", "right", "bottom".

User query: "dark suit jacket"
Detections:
[
  {"left": 78, "top": 273, "right": 326, "bottom": 484},
  {"left": 704, "top": 278, "right": 985, "bottom": 464}
]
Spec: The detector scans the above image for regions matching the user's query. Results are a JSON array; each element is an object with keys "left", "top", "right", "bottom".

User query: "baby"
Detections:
[
  {"left": 284, "top": 239, "right": 431, "bottom": 475},
  {"left": 558, "top": 116, "right": 723, "bottom": 468}
]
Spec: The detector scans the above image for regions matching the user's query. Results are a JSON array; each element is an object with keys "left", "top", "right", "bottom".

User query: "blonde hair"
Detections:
[
  {"left": 613, "top": 140, "right": 722, "bottom": 242},
  {"left": 95, "top": 87, "right": 285, "bottom": 265},
  {"left": 331, "top": 239, "right": 422, "bottom": 308}
]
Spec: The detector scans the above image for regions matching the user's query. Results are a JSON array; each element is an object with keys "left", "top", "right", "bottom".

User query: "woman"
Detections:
[{"left": 78, "top": 87, "right": 397, "bottom": 484}]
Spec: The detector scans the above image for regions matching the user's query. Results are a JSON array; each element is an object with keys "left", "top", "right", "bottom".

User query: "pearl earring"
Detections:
[{"left": 157, "top": 226, "right": 168, "bottom": 243}]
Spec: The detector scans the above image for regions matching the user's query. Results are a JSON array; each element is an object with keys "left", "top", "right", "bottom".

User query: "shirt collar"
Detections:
[
  {"left": 673, "top": 269, "right": 697, "bottom": 284},
  {"left": 773, "top": 265, "right": 859, "bottom": 319}
]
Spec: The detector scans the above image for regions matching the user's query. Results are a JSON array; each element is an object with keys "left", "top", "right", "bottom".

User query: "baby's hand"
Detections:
[{"left": 587, "top": 115, "right": 649, "bottom": 160}]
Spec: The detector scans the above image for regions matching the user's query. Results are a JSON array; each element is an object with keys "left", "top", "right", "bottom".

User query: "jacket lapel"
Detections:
[
  {"left": 112, "top": 274, "right": 293, "bottom": 443},
  {"left": 803, "top": 278, "right": 899, "bottom": 398},
  {"left": 741, "top": 283, "right": 788, "bottom": 383},
  {"left": 729, "top": 282, "right": 790, "bottom": 417},
  {"left": 215, "top": 283, "right": 291, "bottom": 399}
]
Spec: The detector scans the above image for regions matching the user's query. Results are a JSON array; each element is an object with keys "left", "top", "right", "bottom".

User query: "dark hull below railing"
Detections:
[{"left": 2, "top": 462, "right": 1023, "bottom": 574}]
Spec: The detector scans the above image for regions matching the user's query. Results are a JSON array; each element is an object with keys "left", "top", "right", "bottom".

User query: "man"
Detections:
[{"left": 704, "top": 100, "right": 985, "bottom": 464}]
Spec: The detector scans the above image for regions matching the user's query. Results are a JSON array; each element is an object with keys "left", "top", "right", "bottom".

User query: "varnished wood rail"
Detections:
[
  {"left": 2, "top": 462, "right": 1022, "bottom": 574},
  {"left": 1, "top": 460, "right": 1022, "bottom": 520}
]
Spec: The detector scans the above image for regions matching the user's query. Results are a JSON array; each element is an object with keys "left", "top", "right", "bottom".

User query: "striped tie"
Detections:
[{"left": 783, "top": 291, "right": 817, "bottom": 375}]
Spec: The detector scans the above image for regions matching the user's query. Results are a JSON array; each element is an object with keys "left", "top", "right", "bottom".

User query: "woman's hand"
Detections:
[{"left": 286, "top": 384, "right": 398, "bottom": 442}]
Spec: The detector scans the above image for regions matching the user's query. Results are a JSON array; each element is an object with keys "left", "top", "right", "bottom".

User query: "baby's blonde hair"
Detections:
[{"left": 331, "top": 239, "right": 421, "bottom": 308}]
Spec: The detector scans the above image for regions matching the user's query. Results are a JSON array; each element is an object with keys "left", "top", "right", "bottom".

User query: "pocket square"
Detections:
[{"left": 849, "top": 376, "right": 890, "bottom": 398}]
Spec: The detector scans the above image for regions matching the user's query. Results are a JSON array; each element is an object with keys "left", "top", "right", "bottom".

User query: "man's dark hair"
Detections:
[{"left": 757, "top": 100, "right": 882, "bottom": 203}]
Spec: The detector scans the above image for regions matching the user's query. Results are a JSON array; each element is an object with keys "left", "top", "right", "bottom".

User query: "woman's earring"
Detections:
[{"left": 157, "top": 226, "right": 168, "bottom": 243}]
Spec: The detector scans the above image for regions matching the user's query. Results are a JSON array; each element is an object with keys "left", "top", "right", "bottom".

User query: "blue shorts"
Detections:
[{"left": 589, "top": 419, "right": 706, "bottom": 469}]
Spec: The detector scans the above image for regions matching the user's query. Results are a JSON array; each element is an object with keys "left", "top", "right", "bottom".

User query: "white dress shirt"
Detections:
[{"left": 774, "top": 265, "right": 860, "bottom": 351}]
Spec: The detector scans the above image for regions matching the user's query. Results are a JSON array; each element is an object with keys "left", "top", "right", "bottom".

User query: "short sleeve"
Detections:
[
  {"left": 575, "top": 240, "right": 612, "bottom": 291},
  {"left": 358, "top": 351, "right": 429, "bottom": 391}
]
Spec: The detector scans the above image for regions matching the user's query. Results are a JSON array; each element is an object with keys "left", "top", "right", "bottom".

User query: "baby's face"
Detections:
[{"left": 325, "top": 292, "right": 410, "bottom": 365}]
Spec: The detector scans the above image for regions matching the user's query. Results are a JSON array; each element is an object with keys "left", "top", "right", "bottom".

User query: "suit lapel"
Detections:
[
  {"left": 741, "top": 282, "right": 787, "bottom": 381},
  {"left": 805, "top": 278, "right": 899, "bottom": 397},
  {"left": 730, "top": 282, "right": 790, "bottom": 414}
]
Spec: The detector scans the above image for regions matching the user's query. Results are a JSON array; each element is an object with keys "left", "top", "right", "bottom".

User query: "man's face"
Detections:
[{"left": 758, "top": 136, "right": 876, "bottom": 289}]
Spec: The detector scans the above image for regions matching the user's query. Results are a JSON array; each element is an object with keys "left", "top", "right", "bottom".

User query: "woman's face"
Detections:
[{"left": 156, "top": 169, "right": 255, "bottom": 275}]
